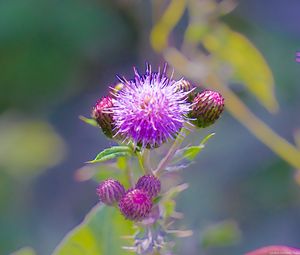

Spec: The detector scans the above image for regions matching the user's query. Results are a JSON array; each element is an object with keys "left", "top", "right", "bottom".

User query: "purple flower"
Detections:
[
  {"left": 119, "top": 189, "right": 152, "bottom": 221},
  {"left": 112, "top": 63, "right": 191, "bottom": 149},
  {"left": 136, "top": 175, "right": 161, "bottom": 198},
  {"left": 296, "top": 51, "right": 300, "bottom": 63},
  {"left": 96, "top": 179, "right": 125, "bottom": 206}
]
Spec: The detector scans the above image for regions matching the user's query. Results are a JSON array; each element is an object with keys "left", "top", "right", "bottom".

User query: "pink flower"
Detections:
[
  {"left": 112, "top": 63, "right": 191, "bottom": 149},
  {"left": 119, "top": 189, "right": 152, "bottom": 221},
  {"left": 245, "top": 245, "right": 300, "bottom": 255}
]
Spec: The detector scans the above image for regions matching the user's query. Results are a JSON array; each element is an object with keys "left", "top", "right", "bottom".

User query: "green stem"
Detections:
[
  {"left": 137, "top": 151, "right": 147, "bottom": 174},
  {"left": 137, "top": 149, "right": 152, "bottom": 175},
  {"left": 154, "top": 122, "right": 194, "bottom": 176},
  {"left": 125, "top": 158, "right": 134, "bottom": 187},
  {"left": 143, "top": 149, "right": 152, "bottom": 173}
]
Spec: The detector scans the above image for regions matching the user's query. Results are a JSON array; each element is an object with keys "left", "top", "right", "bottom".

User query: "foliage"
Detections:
[
  {"left": 201, "top": 220, "right": 241, "bottom": 248},
  {"left": 53, "top": 205, "right": 134, "bottom": 255},
  {"left": 11, "top": 247, "right": 36, "bottom": 255},
  {"left": 151, "top": 0, "right": 300, "bottom": 170}
]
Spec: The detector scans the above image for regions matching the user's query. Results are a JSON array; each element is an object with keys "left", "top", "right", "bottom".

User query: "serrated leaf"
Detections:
[
  {"left": 79, "top": 116, "right": 98, "bottom": 127},
  {"left": 202, "top": 25, "right": 278, "bottom": 112},
  {"left": 172, "top": 133, "right": 215, "bottom": 164},
  {"left": 53, "top": 204, "right": 134, "bottom": 255},
  {"left": 88, "top": 146, "right": 132, "bottom": 164},
  {"left": 201, "top": 219, "right": 241, "bottom": 249},
  {"left": 182, "top": 145, "right": 205, "bottom": 161}
]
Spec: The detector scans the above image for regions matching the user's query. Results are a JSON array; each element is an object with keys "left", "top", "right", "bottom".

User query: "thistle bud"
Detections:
[
  {"left": 110, "top": 82, "right": 124, "bottom": 99},
  {"left": 92, "top": 96, "right": 115, "bottom": 138},
  {"left": 189, "top": 90, "right": 224, "bottom": 128},
  {"left": 119, "top": 189, "right": 152, "bottom": 221},
  {"left": 96, "top": 179, "right": 125, "bottom": 206},
  {"left": 136, "top": 175, "right": 161, "bottom": 198},
  {"left": 175, "top": 79, "right": 195, "bottom": 102}
]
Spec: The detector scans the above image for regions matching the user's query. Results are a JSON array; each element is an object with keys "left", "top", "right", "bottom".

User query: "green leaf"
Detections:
[
  {"left": 53, "top": 204, "right": 134, "bottom": 255},
  {"left": 184, "top": 133, "right": 215, "bottom": 160},
  {"left": 201, "top": 219, "right": 241, "bottom": 249},
  {"left": 88, "top": 146, "right": 133, "bottom": 164},
  {"left": 172, "top": 133, "right": 215, "bottom": 163},
  {"left": 163, "top": 199, "right": 176, "bottom": 218},
  {"left": 202, "top": 25, "right": 278, "bottom": 113},
  {"left": 11, "top": 247, "right": 36, "bottom": 255},
  {"left": 79, "top": 116, "right": 98, "bottom": 127},
  {"left": 161, "top": 184, "right": 189, "bottom": 218}
]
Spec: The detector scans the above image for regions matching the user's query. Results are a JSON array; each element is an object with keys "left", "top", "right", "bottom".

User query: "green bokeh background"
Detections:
[{"left": 0, "top": 0, "right": 300, "bottom": 254}]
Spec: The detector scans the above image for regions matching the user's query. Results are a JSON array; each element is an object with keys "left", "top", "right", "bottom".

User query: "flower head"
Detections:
[
  {"left": 112, "top": 63, "right": 191, "bottom": 149},
  {"left": 136, "top": 174, "right": 161, "bottom": 198},
  {"left": 119, "top": 188, "right": 152, "bottom": 221},
  {"left": 96, "top": 179, "right": 125, "bottom": 206},
  {"left": 189, "top": 90, "right": 224, "bottom": 128},
  {"left": 92, "top": 96, "right": 115, "bottom": 138}
]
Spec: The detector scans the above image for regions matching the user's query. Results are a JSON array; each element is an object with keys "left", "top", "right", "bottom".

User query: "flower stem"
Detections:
[
  {"left": 143, "top": 149, "right": 152, "bottom": 173},
  {"left": 154, "top": 122, "right": 194, "bottom": 176},
  {"left": 125, "top": 158, "right": 134, "bottom": 187},
  {"left": 137, "top": 151, "right": 147, "bottom": 174}
]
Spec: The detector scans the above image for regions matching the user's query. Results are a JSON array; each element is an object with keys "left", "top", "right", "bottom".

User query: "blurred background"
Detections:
[{"left": 0, "top": 0, "right": 300, "bottom": 254}]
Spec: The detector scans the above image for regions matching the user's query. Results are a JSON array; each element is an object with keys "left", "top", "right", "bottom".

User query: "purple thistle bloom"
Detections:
[
  {"left": 119, "top": 189, "right": 152, "bottom": 221},
  {"left": 136, "top": 175, "right": 161, "bottom": 198},
  {"left": 96, "top": 179, "right": 125, "bottom": 206},
  {"left": 111, "top": 63, "right": 192, "bottom": 149}
]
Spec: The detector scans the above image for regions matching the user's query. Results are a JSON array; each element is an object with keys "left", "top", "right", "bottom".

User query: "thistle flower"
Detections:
[
  {"left": 119, "top": 189, "right": 152, "bottom": 221},
  {"left": 136, "top": 175, "right": 161, "bottom": 198},
  {"left": 92, "top": 96, "right": 115, "bottom": 138},
  {"left": 96, "top": 179, "right": 125, "bottom": 206},
  {"left": 189, "top": 90, "right": 224, "bottom": 128},
  {"left": 112, "top": 63, "right": 191, "bottom": 149}
]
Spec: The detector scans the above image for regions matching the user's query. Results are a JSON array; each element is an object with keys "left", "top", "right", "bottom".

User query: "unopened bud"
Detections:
[
  {"left": 189, "top": 90, "right": 224, "bottom": 128},
  {"left": 136, "top": 175, "right": 161, "bottom": 198},
  {"left": 119, "top": 189, "right": 152, "bottom": 221},
  {"left": 110, "top": 82, "right": 124, "bottom": 99},
  {"left": 96, "top": 179, "right": 125, "bottom": 206},
  {"left": 175, "top": 79, "right": 195, "bottom": 102},
  {"left": 92, "top": 96, "right": 115, "bottom": 138}
]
